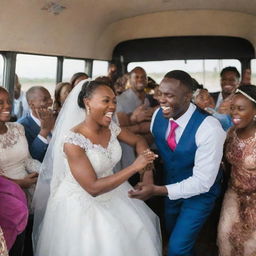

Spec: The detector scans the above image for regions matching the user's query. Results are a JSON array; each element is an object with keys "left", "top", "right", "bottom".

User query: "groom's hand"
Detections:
[{"left": 128, "top": 182, "right": 155, "bottom": 201}]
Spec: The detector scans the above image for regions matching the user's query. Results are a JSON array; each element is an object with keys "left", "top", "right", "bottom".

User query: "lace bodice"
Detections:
[
  {"left": 0, "top": 122, "right": 41, "bottom": 178},
  {"left": 63, "top": 121, "right": 122, "bottom": 179}
]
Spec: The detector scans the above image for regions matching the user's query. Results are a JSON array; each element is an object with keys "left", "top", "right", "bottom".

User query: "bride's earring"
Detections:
[{"left": 86, "top": 106, "right": 91, "bottom": 115}]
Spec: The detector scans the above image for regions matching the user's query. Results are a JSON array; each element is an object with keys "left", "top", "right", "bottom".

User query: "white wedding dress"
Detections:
[{"left": 35, "top": 121, "right": 161, "bottom": 256}]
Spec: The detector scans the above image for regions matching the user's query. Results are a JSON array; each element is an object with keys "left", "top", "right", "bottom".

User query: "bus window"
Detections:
[
  {"left": 251, "top": 59, "right": 256, "bottom": 85},
  {"left": 0, "top": 54, "right": 4, "bottom": 85},
  {"left": 92, "top": 60, "right": 108, "bottom": 78},
  {"left": 16, "top": 54, "right": 57, "bottom": 96},
  {"left": 62, "top": 58, "right": 86, "bottom": 82},
  {"left": 128, "top": 59, "right": 241, "bottom": 92}
]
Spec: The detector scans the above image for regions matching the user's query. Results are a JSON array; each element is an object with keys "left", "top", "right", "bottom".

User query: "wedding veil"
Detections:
[{"left": 32, "top": 79, "right": 89, "bottom": 248}]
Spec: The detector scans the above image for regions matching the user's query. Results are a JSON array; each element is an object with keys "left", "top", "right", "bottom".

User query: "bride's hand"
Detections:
[{"left": 132, "top": 149, "right": 158, "bottom": 172}]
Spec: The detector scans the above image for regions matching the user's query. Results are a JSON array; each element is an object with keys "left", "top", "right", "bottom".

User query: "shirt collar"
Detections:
[
  {"left": 215, "top": 93, "right": 223, "bottom": 109},
  {"left": 30, "top": 111, "right": 41, "bottom": 127},
  {"left": 169, "top": 103, "right": 196, "bottom": 129}
]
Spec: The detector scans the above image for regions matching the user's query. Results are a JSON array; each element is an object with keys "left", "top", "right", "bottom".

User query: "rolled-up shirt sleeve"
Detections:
[{"left": 166, "top": 116, "right": 226, "bottom": 200}]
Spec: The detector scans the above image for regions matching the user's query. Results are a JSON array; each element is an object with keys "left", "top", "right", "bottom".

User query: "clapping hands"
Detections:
[{"left": 36, "top": 108, "right": 56, "bottom": 138}]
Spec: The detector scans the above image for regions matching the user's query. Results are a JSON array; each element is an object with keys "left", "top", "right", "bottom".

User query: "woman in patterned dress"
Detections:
[
  {"left": 0, "top": 86, "right": 41, "bottom": 208},
  {"left": 218, "top": 85, "right": 256, "bottom": 256},
  {"left": 0, "top": 86, "right": 41, "bottom": 254}
]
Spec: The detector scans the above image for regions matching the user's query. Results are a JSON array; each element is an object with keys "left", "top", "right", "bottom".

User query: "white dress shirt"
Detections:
[
  {"left": 13, "top": 91, "right": 30, "bottom": 119},
  {"left": 151, "top": 103, "right": 226, "bottom": 200},
  {"left": 215, "top": 92, "right": 223, "bottom": 110},
  {"left": 30, "top": 112, "right": 49, "bottom": 144}
]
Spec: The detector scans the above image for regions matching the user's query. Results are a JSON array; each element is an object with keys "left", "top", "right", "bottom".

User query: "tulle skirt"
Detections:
[{"left": 35, "top": 180, "right": 162, "bottom": 256}]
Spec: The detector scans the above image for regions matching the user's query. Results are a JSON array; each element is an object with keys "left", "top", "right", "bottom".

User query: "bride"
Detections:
[{"left": 33, "top": 79, "right": 162, "bottom": 256}]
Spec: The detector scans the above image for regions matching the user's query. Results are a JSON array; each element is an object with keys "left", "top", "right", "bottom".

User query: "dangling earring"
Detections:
[
  {"left": 86, "top": 106, "right": 90, "bottom": 115},
  {"left": 253, "top": 115, "right": 256, "bottom": 121}
]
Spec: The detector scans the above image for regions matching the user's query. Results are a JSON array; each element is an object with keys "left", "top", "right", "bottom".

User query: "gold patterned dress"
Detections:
[{"left": 218, "top": 127, "right": 256, "bottom": 256}]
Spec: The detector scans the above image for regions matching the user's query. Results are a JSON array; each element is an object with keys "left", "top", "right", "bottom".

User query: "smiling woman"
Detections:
[
  {"left": 0, "top": 87, "right": 40, "bottom": 206},
  {"left": 218, "top": 85, "right": 256, "bottom": 256},
  {"left": 1, "top": 1, "right": 256, "bottom": 255},
  {"left": 0, "top": 87, "right": 41, "bottom": 255},
  {"left": 33, "top": 80, "right": 161, "bottom": 256}
]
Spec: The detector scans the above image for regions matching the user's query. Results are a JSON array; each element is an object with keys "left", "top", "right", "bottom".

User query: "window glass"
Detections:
[
  {"left": 16, "top": 54, "right": 57, "bottom": 97},
  {"left": 92, "top": 60, "right": 108, "bottom": 78},
  {"left": 128, "top": 59, "right": 241, "bottom": 92},
  {"left": 62, "top": 59, "right": 86, "bottom": 82},
  {"left": 250, "top": 59, "right": 256, "bottom": 85},
  {"left": 0, "top": 54, "right": 4, "bottom": 85}
]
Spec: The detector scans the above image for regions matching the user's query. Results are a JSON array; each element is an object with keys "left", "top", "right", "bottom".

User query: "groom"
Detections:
[{"left": 129, "top": 70, "right": 226, "bottom": 256}]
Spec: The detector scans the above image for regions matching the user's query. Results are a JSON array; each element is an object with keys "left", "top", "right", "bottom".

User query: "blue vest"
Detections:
[{"left": 152, "top": 107, "right": 220, "bottom": 196}]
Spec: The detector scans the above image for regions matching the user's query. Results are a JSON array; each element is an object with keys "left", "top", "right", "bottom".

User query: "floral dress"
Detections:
[
  {"left": 0, "top": 122, "right": 41, "bottom": 209},
  {"left": 218, "top": 127, "right": 256, "bottom": 256}
]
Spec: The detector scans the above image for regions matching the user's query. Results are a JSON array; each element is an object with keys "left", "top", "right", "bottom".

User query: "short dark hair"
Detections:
[
  {"left": 220, "top": 66, "right": 240, "bottom": 79},
  {"left": 164, "top": 70, "right": 193, "bottom": 92},
  {"left": 26, "top": 86, "right": 49, "bottom": 102},
  {"left": 129, "top": 67, "right": 146, "bottom": 77},
  {"left": 235, "top": 84, "right": 256, "bottom": 107},
  {"left": 192, "top": 78, "right": 203, "bottom": 91},
  {"left": 54, "top": 82, "right": 72, "bottom": 107},
  {"left": 77, "top": 80, "right": 113, "bottom": 109},
  {"left": 70, "top": 72, "right": 89, "bottom": 88}
]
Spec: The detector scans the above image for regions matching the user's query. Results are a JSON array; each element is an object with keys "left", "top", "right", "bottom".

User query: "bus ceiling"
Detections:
[{"left": 112, "top": 36, "right": 255, "bottom": 67}]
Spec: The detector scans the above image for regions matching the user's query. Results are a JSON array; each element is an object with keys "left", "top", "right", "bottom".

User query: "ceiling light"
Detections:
[{"left": 41, "top": 1, "right": 66, "bottom": 15}]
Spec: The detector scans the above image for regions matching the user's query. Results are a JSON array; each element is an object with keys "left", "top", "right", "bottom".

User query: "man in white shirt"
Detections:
[
  {"left": 18, "top": 86, "right": 55, "bottom": 162},
  {"left": 210, "top": 66, "right": 240, "bottom": 110},
  {"left": 12, "top": 74, "right": 29, "bottom": 120},
  {"left": 129, "top": 70, "right": 226, "bottom": 256}
]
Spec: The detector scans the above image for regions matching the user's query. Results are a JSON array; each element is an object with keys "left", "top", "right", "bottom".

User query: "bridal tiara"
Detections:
[{"left": 236, "top": 88, "right": 256, "bottom": 104}]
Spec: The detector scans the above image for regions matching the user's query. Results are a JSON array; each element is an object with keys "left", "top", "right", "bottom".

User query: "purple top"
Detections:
[{"left": 0, "top": 176, "right": 28, "bottom": 250}]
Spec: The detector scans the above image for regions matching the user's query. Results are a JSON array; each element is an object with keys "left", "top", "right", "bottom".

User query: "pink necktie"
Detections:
[{"left": 167, "top": 120, "right": 179, "bottom": 151}]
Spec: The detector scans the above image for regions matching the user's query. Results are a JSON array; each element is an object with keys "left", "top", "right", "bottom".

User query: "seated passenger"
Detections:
[
  {"left": 116, "top": 67, "right": 155, "bottom": 185},
  {"left": 0, "top": 86, "right": 40, "bottom": 206},
  {"left": 12, "top": 74, "right": 29, "bottom": 120},
  {"left": 18, "top": 86, "right": 55, "bottom": 162},
  {"left": 145, "top": 77, "right": 160, "bottom": 108},
  {"left": 193, "top": 88, "right": 215, "bottom": 110},
  {"left": 240, "top": 68, "right": 251, "bottom": 86},
  {"left": 194, "top": 88, "right": 233, "bottom": 131},
  {"left": 53, "top": 82, "right": 72, "bottom": 115},
  {"left": 210, "top": 66, "right": 240, "bottom": 109},
  {"left": 113, "top": 75, "right": 127, "bottom": 96},
  {"left": 70, "top": 72, "right": 89, "bottom": 88},
  {"left": 107, "top": 61, "right": 118, "bottom": 84}
]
